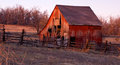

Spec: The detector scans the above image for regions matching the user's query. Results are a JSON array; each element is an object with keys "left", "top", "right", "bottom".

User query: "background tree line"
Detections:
[
  {"left": 99, "top": 16, "right": 120, "bottom": 36},
  {"left": 0, "top": 5, "right": 48, "bottom": 34},
  {"left": 0, "top": 5, "right": 120, "bottom": 36}
]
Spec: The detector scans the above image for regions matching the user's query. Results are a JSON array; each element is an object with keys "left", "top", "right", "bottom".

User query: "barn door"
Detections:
[{"left": 70, "top": 30, "right": 75, "bottom": 47}]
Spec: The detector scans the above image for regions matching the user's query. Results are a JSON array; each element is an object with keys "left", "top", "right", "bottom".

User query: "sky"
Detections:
[{"left": 0, "top": 0, "right": 120, "bottom": 19}]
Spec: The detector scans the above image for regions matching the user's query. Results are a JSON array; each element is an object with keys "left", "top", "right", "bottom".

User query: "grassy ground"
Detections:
[
  {"left": 0, "top": 24, "right": 120, "bottom": 65},
  {"left": 2, "top": 44, "right": 120, "bottom": 65}
]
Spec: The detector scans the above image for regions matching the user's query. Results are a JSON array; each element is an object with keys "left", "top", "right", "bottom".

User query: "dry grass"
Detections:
[
  {"left": 103, "top": 36, "right": 120, "bottom": 44},
  {"left": 0, "top": 43, "right": 26, "bottom": 65},
  {"left": 0, "top": 24, "right": 120, "bottom": 65},
  {"left": 2, "top": 44, "right": 120, "bottom": 65},
  {"left": 0, "top": 24, "right": 37, "bottom": 33}
]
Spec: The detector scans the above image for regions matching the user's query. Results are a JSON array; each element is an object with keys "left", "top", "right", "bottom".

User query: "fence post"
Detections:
[
  {"left": 2, "top": 25, "right": 5, "bottom": 42},
  {"left": 104, "top": 40, "right": 108, "bottom": 53},
  {"left": 85, "top": 39, "right": 89, "bottom": 49},
  {"left": 67, "top": 37, "right": 70, "bottom": 48},
  {"left": 20, "top": 29, "right": 25, "bottom": 45},
  {"left": 61, "top": 36, "right": 64, "bottom": 47},
  {"left": 42, "top": 35, "right": 45, "bottom": 46}
]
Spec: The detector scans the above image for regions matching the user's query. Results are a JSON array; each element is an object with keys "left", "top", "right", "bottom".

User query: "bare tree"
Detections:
[
  {"left": 99, "top": 16, "right": 120, "bottom": 36},
  {"left": 0, "top": 5, "right": 48, "bottom": 34},
  {"left": 30, "top": 9, "right": 48, "bottom": 34}
]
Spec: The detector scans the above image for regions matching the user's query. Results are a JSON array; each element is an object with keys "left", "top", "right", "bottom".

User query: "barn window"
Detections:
[
  {"left": 70, "top": 37, "right": 76, "bottom": 47},
  {"left": 70, "top": 30, "right": 76, "bottom": 47},
  {"left": 54, "top": 26, "right": 56, "bottom": 31},
  {"left": 58, "top": 25, "right": 61, "bottom": 29},
  {"left": 48, "top": 28, "right": 52, "bottom": 33},
  {"left": 70, "top": 37, "right": 75, "bottom": 42}
]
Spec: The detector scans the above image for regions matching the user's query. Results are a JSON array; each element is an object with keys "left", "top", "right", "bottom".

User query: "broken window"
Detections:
[
  {"left": 48, "top": 28, "right": 52, "bottom": 33},
  {"left": 70, "top": 37, "right": 76, "bottom": 47},
  {"left": 58, "top": 25, "right": 61, "bottom": 29},
  {"left": 54, "top": 26, "right": 56, "bottom": 30},
  {"left": 48, "top": 28, "right": 52, "bottom": 37},
  {"left": 70, "top": 30, "right": 76, "bottom": 47}
]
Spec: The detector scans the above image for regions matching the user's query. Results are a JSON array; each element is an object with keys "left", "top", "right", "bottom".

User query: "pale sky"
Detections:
[{"left": 0, "top": 0, "right": 120, "bottom": 18}]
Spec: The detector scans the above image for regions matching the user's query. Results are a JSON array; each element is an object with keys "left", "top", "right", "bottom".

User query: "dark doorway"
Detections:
[{"left": 70, "top": 37, "right": 76, "bottom": 47}]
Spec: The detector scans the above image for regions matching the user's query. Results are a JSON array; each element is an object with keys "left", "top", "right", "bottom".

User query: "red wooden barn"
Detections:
[{"left": 39, "top": 5, "right": 102, "bottom": 48}]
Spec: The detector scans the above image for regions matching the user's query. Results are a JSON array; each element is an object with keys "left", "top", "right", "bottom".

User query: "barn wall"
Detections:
[
  {"left": 40, "top": 6, "right": 69, "bottom": 41},
  {"left": 69, "top": 25, "right": 102, "bottom": 47},
  {"left": 39, "top": 5, "right": 102, "bottom": 48}
]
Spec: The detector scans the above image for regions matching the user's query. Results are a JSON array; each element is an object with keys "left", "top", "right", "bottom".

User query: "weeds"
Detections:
[{"left": 0, "top": 43, "right": 26, "bottom": 65}]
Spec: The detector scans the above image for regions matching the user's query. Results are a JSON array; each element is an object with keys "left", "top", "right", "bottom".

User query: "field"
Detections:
[
  {"left": 0, "top": 24, "right": 120, "bottom": 65},
  {"left": 1, "top": 43, "right": 120, "bottom": 65},
  {"left": 103, "top": 36, "right": 120, "bottom": 44},
  {"left": 0, "top": 24, "right": 37, "bottom": 33}
]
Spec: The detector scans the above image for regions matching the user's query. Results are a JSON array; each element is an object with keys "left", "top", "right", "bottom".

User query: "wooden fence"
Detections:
[
  {"left": 0, "top": 25, "right": 40, "bottom": 47},
  {"left": 0, "top": 25, "right": 120, "bottom": 55}
]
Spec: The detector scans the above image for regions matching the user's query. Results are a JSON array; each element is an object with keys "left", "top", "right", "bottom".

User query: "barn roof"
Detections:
[{"left": 57, "top": 5, "right": 102, "bottom": 26}]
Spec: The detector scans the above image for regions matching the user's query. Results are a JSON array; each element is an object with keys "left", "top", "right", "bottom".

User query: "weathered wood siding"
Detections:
[
  {"left": 40, "top": 6, "right": 69, "bottom": 40},
  {"left": 39, "top": 5, "right": 102, "bottom": 48},
  {"left": 69, "top": 25, "right": 102, "bottom": 47}
]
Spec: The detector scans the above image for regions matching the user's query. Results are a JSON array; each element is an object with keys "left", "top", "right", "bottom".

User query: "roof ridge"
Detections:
[{"left": 56, "top": 5, "right": 90, "bottom": 8}]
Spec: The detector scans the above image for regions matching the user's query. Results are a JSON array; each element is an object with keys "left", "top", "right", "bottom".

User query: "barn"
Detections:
[{"left": 39, "top": 5, "right": 102, "bottom": 48}]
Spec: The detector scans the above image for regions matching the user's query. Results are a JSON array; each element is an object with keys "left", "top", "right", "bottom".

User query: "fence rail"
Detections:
[{"left": 0, "top": 25, "right": 40, "bottom": 47}]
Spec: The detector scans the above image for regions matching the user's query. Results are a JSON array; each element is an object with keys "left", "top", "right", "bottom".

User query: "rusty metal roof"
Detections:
[{"left": 57, "top": 5, "right": 102, "bottom": 26}]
